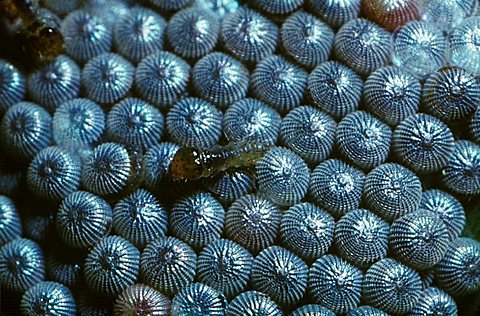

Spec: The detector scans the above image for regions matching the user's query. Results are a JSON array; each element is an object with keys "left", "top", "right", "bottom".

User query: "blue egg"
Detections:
[
  {"left": 363, "top": 66, "right": 421, "bottom": 126},
  {"left": 27, "top": 55, "right": 80, "bottom": 112},
  {"left": 0, "top": 60, "right": 25, "bottom": 113},
  {"left": 450, "top": 17, "right": 480, "bottom": 76},
  {"left": 346, "top": 306, "right": 389, "bottom": 316},
  {"left": 225, "top": 194, "right": 282, "bottom": 254},
  {"left": 224, "top": 98, "right": 281, "bottom": 146},
  {"left": 135, "top": 51, "right": 191, "bottom": 111},
  {"left": 309, "top": 159, "right": 365, "bottom": 218},
  {"left": 280, "top": 106, "right": 336, "bottom": 165},
  {"left": 207, "top": 170, "right": 255, "bottom": 205},
  {"left": 56, "top": 191, "right": 112, "bottom": 248},
  {"left": 390, "top": 210, "right": 449, "bottom": 270},
  {"left": 107, "top": 97, "right": 164, "bottom": 150},
  {"left": 363, "top": 163, "right": 422, "bottom": 222},
  {"left": 227, "top": 291, "right": 283, "bottom": 316},
  {"left": 193, "top": 0, "right": 239, "bottom": 19},
  {"left": 409, "top": 287, "right": 457, "bottom": 315},
  {"left": 221, "top": 7, "right": 278, "bottom": 63},
  {"left": 307, "top": 0, "right": 360, "bottom": 28},
  {"left": 114, "top": 284, "right": 171, "bottom": 316},
  {"left": 172, "top": 283, "right": 227, "bottom": 316},
  {"left": 334, "top": 209, "right": 389, "bottom": 268},
  {"left": 1, "top": 102, "right": 52, "bottom": 163},
  {"left": 362, "top": 258, "right": 422, "bottom": 314},
  {"left": 84, "top": 236, "right": 140, "bottom": 296},
  {"left": 141, "top": 236, "right": 196, "bottom": 296},
  {"left": 442, "top": 140, "right": 480, "bottom": 195},
  {"left": 113, "top": 189, "right": 168, "bottom": 248},
  {"left": 291, "top": 304, "right": 335, "bottom": 316},
  {"left": 256, "top": 147, "right": 310, "bottom": 206},
  {"left": 43, "top": 0, "right": 79, "bottom": 15},
  {"left": 281, "top": 11, "right": 334, "bottom": 68},
  {"left": 392, "top": 21, "right": 448, "bottom": 79},
  {"left": 167, "top": 97, "right": 222, "bottom": 149},
  {"left": 251, "top": 246, "right": 308, "bottom": 307},
  {"left": 27, "top": 146, "right": 81, "bottom": 200},
  {"left": 147, "top": 0, "right": 193, "bottom": 11},
  {"left": 81, "top": 142, "right": 133, "bottom": 196},
  {"left": 143, "top": 142, "right": 180, "bottom": 193},
  {"left": 435, "top": 238, "right": 480, "bottom": 296},
  {"left": 336, "top": 111, "right": 392, "bottom": 170},
  {"left": 197, "top": 239, "right": 253, "bottom": 299},
  {"left": 192, "top": 52, "right": 249, "bottom": 109},
  {"left": 167, "top": 7, "right": 220, "bottom": 60},
  {"left": 393, "top": 113, "right": 454, "bottom": 173},
  {"left": 334, "top": 18, "right": 392, "bottom": 76},
  {"left": 170, "top": 192, "right": 224, "bottom": 249},
  {"left": 20, "top": 281, "right": 76, "bottom": 316},
  {"left": 114, "top": 7, "right": 166, "bottom": 64},
  {"left": 471, "top": 105, "right": 480, "bottom": 143},
  {"left": 308, "top": 255, "right": 363, "bottom": 314},
  {"left": 81, "top": 0, "right": 131, "bottom": 28},
  {"left": 421, "top": 0, "right": 476, "bottom": 31},
  {"left": 53, "top": 98, "right": 105, "bottom": 154},
  {"left": 253, "top": 0, "right": 303, "bottom": 14},
  {"left": 419, "top": 189, "right": 465, "bottom": 241},
  {"left": 0, "top": 196, "right": 22, "bottom": 246},
  {"left": 46, "top": 247, "right": 83, "bottom": 288},
  {"left": 0, "top": 238, "right": 45, "bottom": 292},
  {"left": 280, "top": 203, "right": 334, "bottom": 262},
  {"left": 61, "top": 10, "right": 112, "bottom": 63},
  {"left": 308, "top": 61, "right": 363, "bottom": 119},
  {"left": 81, "top": 53, "right": 134, "bottom": 104},
  {"left": 423, "top": 67, "right": 480, "bottom": 122},
  {"left": 252, "top": 55, "right": 307, "bottom": 114}
]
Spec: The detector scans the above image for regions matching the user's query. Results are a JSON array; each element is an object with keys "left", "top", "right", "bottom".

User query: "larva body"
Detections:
[{"left": 170, "top": 142, "right": 268, "bottom": 181}]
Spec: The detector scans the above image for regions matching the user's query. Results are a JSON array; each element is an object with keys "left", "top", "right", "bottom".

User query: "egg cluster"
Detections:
[{"left": 1, "top": 0, "right": 480, "bottom": 315}]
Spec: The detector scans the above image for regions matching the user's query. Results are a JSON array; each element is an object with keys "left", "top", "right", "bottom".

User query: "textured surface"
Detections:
[
  {"left": 171, "top": 283, "right": 227, "bottom": 316},
  {"left": 83, "top": 236, "right": 140, "bottom": 296},
  {"left": 308, "top": 255, "right": 363, "bottom": 314},
  {"left": 114, "top": 284, "right": 171, "bottom": 316},
  {"left": 20, "top": 281, "right": 76, "bottom": 316},
  {"left": 193, "top": 52, "right": 249, "bottom": 109},
  {"left": 81, "top": 143, "right": 132, "bottom": 196},
  {"left": 362, "top": 258, "right": 422, "bottom": 314},
  {"left": 251, "top": 246, "right": 307, "bottom": 307},
  {"left": 334, "top": 18, "right": 392, "bottom": 75},
  {"left": 309, "top": 159, "right": 365, "bottom": 217},
  {"left": 197, "top": 239, "right": 253, "bottom": 298},
  {"left": 334, "top": 209, "right": 389, "bottom": 267},
  {"left": 389, "top": 210, "right": 449, "bottom": 269},
  {"left": 256, "top": 147, "right": 310, "bottom": 206},
  {"left": 167, "top": 8, "right": 220, "bottom": 59},
  {"left": 392, "top": 21, "right": 448, "bottom": 79},
  {"left": 225, "top": 194, "right": 282, "bottom": 254},
  {"left": 56, "top": 191, "right": 112, "bottom": 248},
  {"left": 112, "top": 189, "right": 167, "bottom": 248},
  {"left": 140, "top": 236, "right": 196, "bottom": 296},
  {"left": 1, "top": 1, "right": 480, "bottom": 315},
  {"left": 280, "top": 202, "right": 334, "bottom": 261}
]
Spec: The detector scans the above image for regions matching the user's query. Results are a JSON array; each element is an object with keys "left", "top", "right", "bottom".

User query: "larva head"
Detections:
[{"left": 170, "top": 147, "right": 204, "bottom": 181}]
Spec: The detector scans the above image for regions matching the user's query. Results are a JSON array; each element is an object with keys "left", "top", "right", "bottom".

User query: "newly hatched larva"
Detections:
[{"left": 170, "top": 142, "right": 269, "bottom": 181}]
